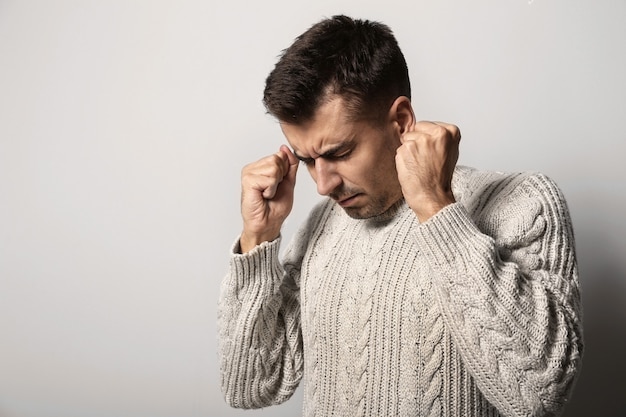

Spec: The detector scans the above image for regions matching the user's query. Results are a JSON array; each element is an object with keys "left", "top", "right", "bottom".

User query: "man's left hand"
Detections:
[{"left": 395, "top": 121, "right": 461, "bottom": 222}]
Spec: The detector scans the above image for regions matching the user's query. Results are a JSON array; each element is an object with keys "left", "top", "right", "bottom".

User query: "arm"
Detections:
[
  {"left": 394, "top": 119, "right": 582, "bottom": 415},
  {"left": 416, "top": 173, "right": 583, "bottom": 417},
  {"left": 218, "top": 236, "right": 304, "bottom": 408},
  {"left": 218, "top": 145, "right": 303, "bottom": 407}
]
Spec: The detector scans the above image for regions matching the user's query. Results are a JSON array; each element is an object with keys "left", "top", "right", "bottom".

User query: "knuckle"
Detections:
[
  {"left": 448, "top": 124, "right": 461, "bottom": 139},
  {"left": 404, "top": 140, "right": 418, "bottom": 151},
  {"left": 241, "top": 163, "right": 255, "bottom": 180},
  {"left": 439, "top": 123, "right": 461, "bottom": 141},
  {"left": 270, "top": 154, "right": 287, "bottom": 173},
  {"left": 433, "top": 124, "right": 448, "bottom": 137}
]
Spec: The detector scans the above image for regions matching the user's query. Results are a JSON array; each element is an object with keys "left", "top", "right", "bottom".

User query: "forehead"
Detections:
[{"left": 279, "top": 97, "right": 366, "bottom": 155}]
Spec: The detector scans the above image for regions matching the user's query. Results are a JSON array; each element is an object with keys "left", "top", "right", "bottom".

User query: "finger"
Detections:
[
  {"left": 279, "top": 145, "right": 299, "bottom": 183},
  {"left": 272, "top": 149, "right": 290, "bottom": 178},
  {"left": 261, "top": 148, "right": 298, "bottom": 199},
  {"left": 264, "top": 158, "right": 285, "bottom": 199},
  {"left": 245, "top": 153, "right": 285, "bottom": 199},
  {"left": 400, "top": 129, "right": 429, "bottom": 145},
  {"left": 402, "top": 120, "right": 442, "bottom": 143},
  {"left": 279, "top": 145, "right": 298, "bottom": 165},
  {"left": 400, "top": 125, "right": 424, "bottom": 144},
  {"left": 262, "top": 175, "right": 280, "bottom": 199},
  {"left": 408, "top": 121, "right": 461, "bottom": 147},
  {"left": 432, "top": 121, "right": 461, "bottom": 142}
]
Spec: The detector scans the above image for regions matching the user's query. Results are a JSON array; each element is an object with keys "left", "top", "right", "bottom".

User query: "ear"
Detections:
[{"left": 388, "top": 96, "right": 415, "bottom": 136}]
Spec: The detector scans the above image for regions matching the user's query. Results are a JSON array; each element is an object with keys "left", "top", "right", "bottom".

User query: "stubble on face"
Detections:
[
  {"left": 341, "top": 133, "right": 404, "bottom": 220},
  {"left": 334, "top": 187, "right": 399, "bottom": 219},
  {"left": 282, "top": 96, "right": 405, "bottom": 220},
  {"left": 329, "top": 156, "right": 402, "bottom": 220}
]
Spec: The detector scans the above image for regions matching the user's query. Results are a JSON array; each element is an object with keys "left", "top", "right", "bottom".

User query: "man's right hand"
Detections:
[{"left": 239, "top": 145, "right": 299, "bottom": 253}]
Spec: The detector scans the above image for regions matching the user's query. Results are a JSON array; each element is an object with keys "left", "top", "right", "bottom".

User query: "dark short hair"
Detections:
[{"left": 263, "top": 15, "right": 411, "bottom": 124}]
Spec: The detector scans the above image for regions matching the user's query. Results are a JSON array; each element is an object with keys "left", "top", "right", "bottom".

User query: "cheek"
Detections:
[
  {"left": 340, "top": 142, "right": 399, "bottom": 190},
  {"left": 368, "top": 151, "right": 400, "bottom": 190},
  {"left": 344, "top": 162, "right": 382, "bottom": 191}
]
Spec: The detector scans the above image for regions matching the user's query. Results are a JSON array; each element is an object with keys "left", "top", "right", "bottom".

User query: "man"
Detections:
[{"left": 218, "top": 15, "right": 583, "bottom": 417}]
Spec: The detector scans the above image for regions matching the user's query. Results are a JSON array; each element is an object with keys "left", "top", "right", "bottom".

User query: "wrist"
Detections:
[
  {"left": 239, "top": 229, "right": 280, "bottom": 253},
  {"left": 409, "top": 193, "right": 455, "bottom": 223}
]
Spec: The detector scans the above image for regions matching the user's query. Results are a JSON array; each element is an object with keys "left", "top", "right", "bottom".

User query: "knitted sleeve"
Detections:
[
  {"left": 217, "top": 237, "right": 303, "bottom": 408},
  {"left": 217, "top": 200, "right": 328, "bottom": 409},
  {"left": 415, "top": 173, "right": 583, "bottom": 417}
]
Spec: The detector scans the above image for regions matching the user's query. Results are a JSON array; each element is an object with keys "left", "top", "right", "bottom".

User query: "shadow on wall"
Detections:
[{"left": 563, "top": 228, "right": 626, "bottom": 417}]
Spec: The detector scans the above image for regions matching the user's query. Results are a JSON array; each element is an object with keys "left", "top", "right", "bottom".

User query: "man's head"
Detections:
[
  {"left": 264, "top": 16, "right": 415, "bottom": 219},
  {"left": 263, "top": 15, "right": 411, "bottom": 124}
]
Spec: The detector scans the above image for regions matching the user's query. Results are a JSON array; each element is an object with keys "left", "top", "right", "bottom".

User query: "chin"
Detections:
[
  {"left": 342, "top": 196, "right": 403, "bottom": 220},
  {"left": 342, "top": 204, "right": 388, "bottom": 220}
]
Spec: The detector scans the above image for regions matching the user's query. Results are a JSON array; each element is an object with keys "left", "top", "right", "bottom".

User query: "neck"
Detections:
[{"left": 366, "top": 197, "right": 407, "bottom": 225}]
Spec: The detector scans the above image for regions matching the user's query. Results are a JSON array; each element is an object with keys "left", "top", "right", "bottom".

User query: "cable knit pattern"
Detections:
[{"left": 218, "top": 166, "right": 583, "bottom": 417}]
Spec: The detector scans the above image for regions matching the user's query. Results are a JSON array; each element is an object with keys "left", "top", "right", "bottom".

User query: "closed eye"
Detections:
[
  {"left": 330, "top": 150, "right": 352, "bottom": 161},
  {"left": 295, "top": 141, "right": 355, "bottom": 166},
  {"left": 299, "top": 157, "right": 315, "bottom": 166},
  {"left": 320, "top": 144, "right": 354, "bottom": 161}
]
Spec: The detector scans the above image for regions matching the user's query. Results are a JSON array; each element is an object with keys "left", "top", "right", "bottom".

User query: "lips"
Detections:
[{"left": 338, "top": 194, "right": 360, "bottom": 207}]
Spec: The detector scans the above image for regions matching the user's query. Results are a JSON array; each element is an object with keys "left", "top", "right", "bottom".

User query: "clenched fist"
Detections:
[
  {"left": 395, "top": 121, "right": 461, "bottom": 222},
  {"left": 239, "top": 145, "right": 299, "bottom": 253}
]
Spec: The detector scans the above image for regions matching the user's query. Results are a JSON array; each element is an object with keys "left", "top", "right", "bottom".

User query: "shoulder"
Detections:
[
  {"left": 453, "top": 166, "right": 573, "bottom": 248},
  {"left": 453, "top": 165, "right": 567, "bottom": 211}
]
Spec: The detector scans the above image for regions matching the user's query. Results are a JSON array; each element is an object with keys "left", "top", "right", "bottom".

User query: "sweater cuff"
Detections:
[
  {"left": 229, "top": 235, "right": 283, "bottom": 290},
  {"left": 415, "top": 202, "right": 493, "bottom": 268}
]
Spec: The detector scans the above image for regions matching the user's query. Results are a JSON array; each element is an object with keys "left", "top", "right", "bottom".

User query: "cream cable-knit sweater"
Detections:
[{"left": 218, "top": 166, "right": 583, "bottom": 417}]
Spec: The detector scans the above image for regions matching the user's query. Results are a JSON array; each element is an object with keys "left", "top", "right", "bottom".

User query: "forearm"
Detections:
[
  {"left": 416, "top": 201, "right": 582, "bottom": 417},
  {"left": 218, "top": 237, "right": 303, "bottom": 408}
]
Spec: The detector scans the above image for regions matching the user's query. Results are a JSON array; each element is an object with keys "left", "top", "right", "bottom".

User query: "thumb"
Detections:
[{"left": 280, "top": 145, "right": 299, "bottom": 184}]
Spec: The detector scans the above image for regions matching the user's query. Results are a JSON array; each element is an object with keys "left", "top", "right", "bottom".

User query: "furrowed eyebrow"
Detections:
[
  {"left": 319, "top": 142, "right": 354, "bottom": 159},
  {"left": 293, "top": 140, "right": 355, "bottom": 163}
]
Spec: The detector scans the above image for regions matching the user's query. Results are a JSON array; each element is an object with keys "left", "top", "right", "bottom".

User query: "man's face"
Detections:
[{"left": 280, "top": 96, "right": 404, "bottom": 219}]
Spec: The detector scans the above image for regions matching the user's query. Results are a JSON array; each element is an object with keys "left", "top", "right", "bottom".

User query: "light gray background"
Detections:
[{"left": 0, "top": 1, "right": 624, "bottom": 416}]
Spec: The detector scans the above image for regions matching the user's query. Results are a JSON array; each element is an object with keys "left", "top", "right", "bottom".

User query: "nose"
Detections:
[{"left": 313, "top": 159, "right": 342, "bottom": 196}]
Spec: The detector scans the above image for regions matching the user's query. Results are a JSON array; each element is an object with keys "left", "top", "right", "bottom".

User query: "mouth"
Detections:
[{"left": 337, "top": 194, "right": 361, "bottom": 207}]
